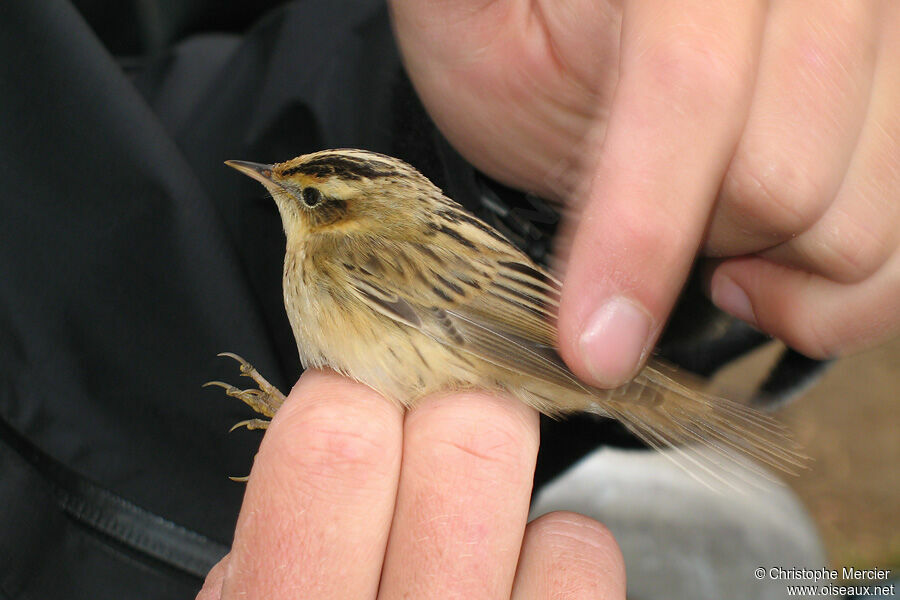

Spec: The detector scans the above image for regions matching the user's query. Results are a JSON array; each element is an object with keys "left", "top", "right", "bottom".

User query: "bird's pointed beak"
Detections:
[{"left": 224, "top": 160, "right": 276, "bottom": 185}]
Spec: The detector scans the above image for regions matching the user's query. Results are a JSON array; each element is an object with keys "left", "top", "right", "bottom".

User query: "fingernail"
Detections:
[
  {"left": 711, "top": 275, "right": 756, "bottom": 326},
  {"left": 579, "top": 296, "right": 653, "bottom": 387}
]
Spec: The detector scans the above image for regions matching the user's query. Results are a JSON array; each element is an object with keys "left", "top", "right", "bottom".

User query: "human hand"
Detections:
[
  {"left": 196, "top": 369, "right": 625, "bottom": 599},
  {"left": 389, "top": 1, "right": 900, "bottom": 387}
]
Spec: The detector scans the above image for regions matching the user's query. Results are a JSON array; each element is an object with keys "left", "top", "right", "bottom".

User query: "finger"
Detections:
[
  {"left": 378, "top": 391, "right": 539, "bottom": 599},
  {"left": 511, "top": 512, "right": 626, "bottom": 600},
  {"left": 710, "top": 1, "right": 879, "bottom": 257},
  {"left": 196, "top": 555, "right": 229, "bottom": 600},
  {"left": 706, "top": 249, "right": 900, "bottom": 359},
  {"left": 758, "top": 5, "right": 899, "bottom": 284},
  {"left": 558, "top": 0, "right": 765, "bottom": 387},
  {"left": 222, "top": 370, "right": 403, "bottom": 599}
]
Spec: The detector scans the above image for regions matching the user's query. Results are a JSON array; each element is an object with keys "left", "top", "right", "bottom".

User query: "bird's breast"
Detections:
[{"left": 280, "top": 247, "right": 493, "bottom": 405}]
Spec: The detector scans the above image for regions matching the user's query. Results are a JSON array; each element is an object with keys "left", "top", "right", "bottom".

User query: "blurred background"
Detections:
[{"left": 712, "top": 337, "right": 900, "bottom": 572}]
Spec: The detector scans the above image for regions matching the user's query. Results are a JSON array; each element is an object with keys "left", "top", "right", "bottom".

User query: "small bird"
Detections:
[{"left": 207, "top": 149, "right": 805, "bottom": 482}]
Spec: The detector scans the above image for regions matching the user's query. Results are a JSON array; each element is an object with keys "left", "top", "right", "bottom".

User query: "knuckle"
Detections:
[
  {"left": 636, "top": 37, "right": 748, "bottom": 114},
  {"left": 801, "top": 315, "right": 847, "bottom": 360},
  {"left": 780, "top": 270, "right": 900, "bottom": 358},
  {"left": 723, "top": 155, "right": 829, "bottom": 238},
  {"left": 433, "top": 422, "right": 527, "bottom": 475},
  {"left": 771, "top": 302, "right": 844, "bottom": 360},
  {"left": 411, "top": 404, "right": 534, "bottom": 486},
  {"left": 817, "top": 219, "right": 892, "bottom": 284}
]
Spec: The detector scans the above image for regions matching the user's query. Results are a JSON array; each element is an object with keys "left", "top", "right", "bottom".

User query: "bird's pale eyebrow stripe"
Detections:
[{"left": 282, "top": 155, "right": 399, "bottom": 180}]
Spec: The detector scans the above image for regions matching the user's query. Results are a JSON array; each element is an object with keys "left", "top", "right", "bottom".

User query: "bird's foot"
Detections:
[{"left": 204, "top": 352, "right": 286, "bottom": 426}]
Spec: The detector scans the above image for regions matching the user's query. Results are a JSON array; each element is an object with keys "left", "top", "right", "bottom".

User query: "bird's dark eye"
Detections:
[{"left": 302, "top": 187, "right": 322, "bottom": 207}]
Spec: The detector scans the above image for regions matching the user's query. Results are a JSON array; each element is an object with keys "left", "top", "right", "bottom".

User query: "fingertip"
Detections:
[
  {"left": 576, "top": 295, "right": 654, "bottom": 387},
  {"left": 527, "top": 512, "right": 625, "bottom": 578},
  {"left": 709, "top": 270, "right": 758, "bottom": 327},
  {"left": 703, "top": 256, "right": 849, "bottom": 359},
  {"left": 514, "top": 512, "right": 626, "bottom": 600},
  {"left": 704, "top": 256, "right": 774, "bottom": 333},
  {"left": 256, "top": 368, "right": 404, "bottom": 483}
]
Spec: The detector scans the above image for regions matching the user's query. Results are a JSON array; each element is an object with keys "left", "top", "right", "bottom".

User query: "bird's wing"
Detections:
[
  {"left": 340, "top": 237, "right": 592, "bottom": 394},
  {"left": 340, "top": 237, "right": 807, "bottom": 478}
]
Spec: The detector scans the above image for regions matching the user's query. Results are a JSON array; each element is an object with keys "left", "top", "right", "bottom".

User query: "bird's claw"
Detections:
[
  {"left": 205, "top": 352, "right": 286, "bottom": 418},
  {"left": 217, "top": 352, "right": 253, "bottom": 376},
  {"left": 229, "top": 418, "right": 270, "bottom": 433},
  {"left": 202, "top": 380, "right": 236, "bottom": 393}
]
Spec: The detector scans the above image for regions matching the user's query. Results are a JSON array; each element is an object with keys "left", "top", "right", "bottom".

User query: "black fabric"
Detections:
[
  {"left": 0, "top": 1, "right": 409, "bottom": 596},
  {"left": 0, "top": 1, "right": 825, "bottom": 597},
  {"left": 0, "top": 418, "right": 218, "bottom": 599}
]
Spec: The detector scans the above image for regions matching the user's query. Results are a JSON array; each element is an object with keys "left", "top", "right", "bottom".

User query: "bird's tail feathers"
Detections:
[{"left": 526, "top": 362, "right": 810, "bottom": 491}]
